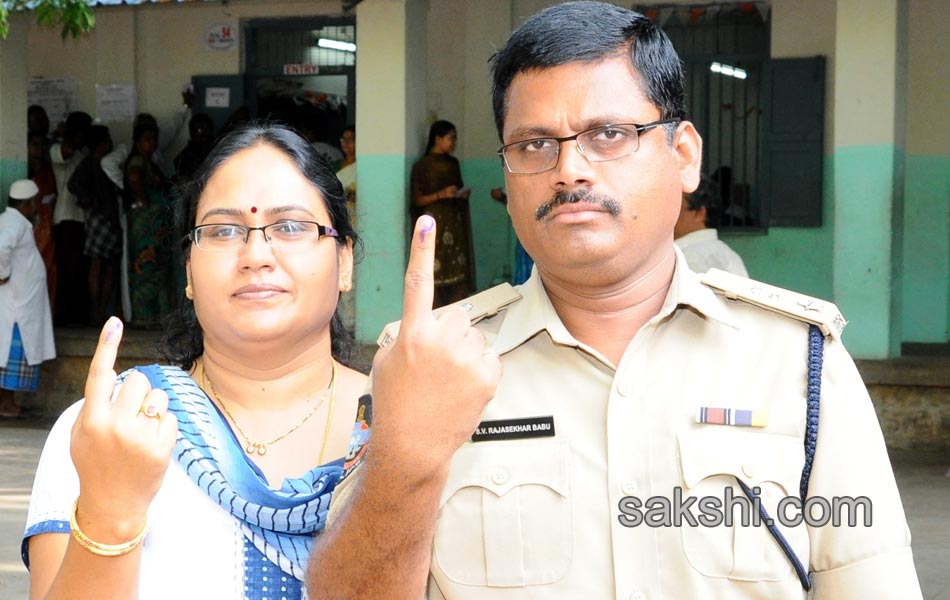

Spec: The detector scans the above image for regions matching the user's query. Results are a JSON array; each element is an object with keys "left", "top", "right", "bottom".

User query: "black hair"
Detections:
[
  {"left": 84, "top": 124, "right": 111, "bottom": 150},
  {"left": 132, "top": 122, "right": 159, "bottom": 144},
  {"left": 490, "top": 1, "right": 685, "bottom": 142},
  {"left": 64, "top": 111, "right": 93, "bottom": 145},
  {"left": 685, "top": 174, "right": 720, "bottom": 228},
  {"left": 160, "top": 122, "right": 361, "bottom": 370},
  {"left": 425, "top": 120, "right": 456, "bottom": 155},
  {"left": 188, "top": 113, "right": 214, "bottom": 136}
]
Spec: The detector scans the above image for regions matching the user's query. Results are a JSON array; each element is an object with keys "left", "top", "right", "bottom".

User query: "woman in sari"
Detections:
[
  {"left": 124, "top": 123, "right": 173, "bottom": 328},
  {"left": 410, "top": 120, "right": 476, "bottom": 307},
  {"left": 24, "top": 123, "right": 367, "bottom": 599}
]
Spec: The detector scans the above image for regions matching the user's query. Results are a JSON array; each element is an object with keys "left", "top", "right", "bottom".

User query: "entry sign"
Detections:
[{"left": 283, "top": 64, "right": 320, "bottom": 75}]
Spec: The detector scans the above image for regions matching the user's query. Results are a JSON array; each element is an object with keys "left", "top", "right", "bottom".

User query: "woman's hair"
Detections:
[
  {"left": 424, "top": 120, "right": 456, "bottom": 155},
  {"left": 160, "top": 121, "right": 362, "bottom": 369}
]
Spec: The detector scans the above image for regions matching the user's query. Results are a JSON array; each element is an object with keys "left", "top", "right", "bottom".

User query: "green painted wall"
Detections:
[
  {"left": 901, "top": 153, "right": 950, "bottom": 343},
  {"left": 833, "top": 144, "right": 901, "bottom": 358},
  {"left": 353, "top": 153, "right": 412, "bottom": 344},
  {"left": 460, "top": 158, "right": 515, "bottom": 290},
  {"left": 722, "top": 155, "right": 835, "bottom": 302},
  {"left": 0, "top": 158, "right": 27, "bottom": 211}
]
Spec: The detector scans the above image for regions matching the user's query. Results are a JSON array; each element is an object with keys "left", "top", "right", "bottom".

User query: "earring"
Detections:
[
  {"left": 185, "top": 284, "right": 193, "bottom": 299},
  {"left": 340, "top": 280, "right": 352, "bottom": 293}
]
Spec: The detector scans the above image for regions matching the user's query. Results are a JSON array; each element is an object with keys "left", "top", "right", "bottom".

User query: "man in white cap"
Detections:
[{"left": 0, "top": 179, "right": 56, "bottom": 418}]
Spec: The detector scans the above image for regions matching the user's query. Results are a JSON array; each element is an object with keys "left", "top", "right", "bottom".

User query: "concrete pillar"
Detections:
[
  {"left": 353, "top": 0, "right": 429, "bottom": 343},
  {"left": 0, "top": 15, "right": 29, "bottom": 210},
  {"left": 832, "top": 0, "right": 908, "bottom": 358}
]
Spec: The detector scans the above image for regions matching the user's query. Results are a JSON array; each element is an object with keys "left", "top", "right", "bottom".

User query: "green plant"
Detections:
[{"left": 0, "top": 0, "right": 95, "bottom": 40}]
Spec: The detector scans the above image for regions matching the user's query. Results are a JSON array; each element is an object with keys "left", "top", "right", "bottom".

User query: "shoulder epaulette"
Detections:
[
  {"left": 376, "top": 283, "right": 523, "bottom": 347},
  {"left": 701, "top": 268, "right": 847, "bottom": 340}
]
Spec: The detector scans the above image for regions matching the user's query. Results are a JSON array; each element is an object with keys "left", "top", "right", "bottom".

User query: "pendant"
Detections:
[{"left": 245, "top": 441, "right": 267, "bottom": 456}]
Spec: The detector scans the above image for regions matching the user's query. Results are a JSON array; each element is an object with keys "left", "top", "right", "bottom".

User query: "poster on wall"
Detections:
[
  {"left": 28, "top": 77, "right": 78, "bottom": 125},
  {"left": 95, "top": 84, "right": 137, "bottom": 123},
  {"left": 206, "top": 23, "right": 237, "bottom": 51}
]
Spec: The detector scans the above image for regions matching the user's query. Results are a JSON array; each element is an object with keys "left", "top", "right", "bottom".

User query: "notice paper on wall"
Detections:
[
  {"left": 95, "top": 84, "right": 137, "bottom": 123},
  {"left": 28, "top": 77, "right": 78, "bottom": 125}
]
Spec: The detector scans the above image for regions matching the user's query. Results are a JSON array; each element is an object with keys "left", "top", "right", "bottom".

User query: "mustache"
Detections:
[{"left": 534, "top": 188, "right": 622, "bottom": 221}]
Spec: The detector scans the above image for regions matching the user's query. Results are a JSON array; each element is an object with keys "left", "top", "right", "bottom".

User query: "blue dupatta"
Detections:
[{"left": 131, "top": 365, "right": 352, "bottom": 582}]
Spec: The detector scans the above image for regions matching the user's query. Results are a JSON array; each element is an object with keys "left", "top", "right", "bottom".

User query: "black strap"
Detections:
[{"left": 737, "top": 324, "right": 823, "bottom": 591}]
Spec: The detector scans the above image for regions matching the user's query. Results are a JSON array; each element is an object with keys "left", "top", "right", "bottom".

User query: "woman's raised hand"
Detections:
[{"left": 70, "top": 318, "right": 178, "bottom": 542}]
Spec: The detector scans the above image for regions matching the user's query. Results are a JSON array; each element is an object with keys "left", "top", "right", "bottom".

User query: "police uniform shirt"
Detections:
[{"left": 424, "top": 248, "right": 920, "bottom": 600}]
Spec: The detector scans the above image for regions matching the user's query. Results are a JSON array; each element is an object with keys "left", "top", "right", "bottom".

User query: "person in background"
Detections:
[
  {"left": 28, "top": 131, "right": 57, "bottom": 307},
  {"left": 335, "top": 125, "right": 357, "bottom": 334},
  {"left": 0, "top": 180, "right": 56, "bottom": 419},
  {"left": 490, "top": 187, "right": 534, "bottom": 285},
  {"left": 410, "top": 120, "right": 475, "bottom": 307},
  {"left": 123, "top": 122, "right": 172, "bottom": 328},
  {"left": 50, "top": 111, "right": 92, "bottom": 327},
  {"left": 68, "top": 124, "right": 121, "bottom": 326},
  {"left": 673, "top": 173, "right": 748, "bottom": 276},
  {"left": 173, "top": 112, "right": 215, "bottom": 182},
  {"left": 24, "top": 123, "right": 365, "bottom": 600}
]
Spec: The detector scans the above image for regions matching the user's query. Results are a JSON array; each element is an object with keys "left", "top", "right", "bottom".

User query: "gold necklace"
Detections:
[{"left": 200, "top": 359, "right": 336, "bottom": 460}]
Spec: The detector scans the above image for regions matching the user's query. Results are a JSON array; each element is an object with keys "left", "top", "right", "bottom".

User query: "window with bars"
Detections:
[{"left": 637, "top": 3, "right": 825, "bottom": 229}]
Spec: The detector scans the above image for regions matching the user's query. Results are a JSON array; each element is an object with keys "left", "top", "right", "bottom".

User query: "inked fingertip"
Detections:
[
  {"left": 419, "top": 215, "right": 435, "bottom": 242},
  {"left": 104, "top": 317, "right": 123, "bottom": 342}
]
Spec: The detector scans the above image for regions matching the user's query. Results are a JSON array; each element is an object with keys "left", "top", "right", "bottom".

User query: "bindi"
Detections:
[{"left": 250, "top": 206, "right": 258, "bottom": 213}]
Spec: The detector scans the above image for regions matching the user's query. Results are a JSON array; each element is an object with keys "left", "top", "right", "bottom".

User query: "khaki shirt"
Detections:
[{"left": 424, "top": 250, "right": 920, "bottom": 600}]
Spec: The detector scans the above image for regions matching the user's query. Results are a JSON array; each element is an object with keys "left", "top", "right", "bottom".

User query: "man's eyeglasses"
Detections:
[
  {"left": 497, "top": 118, "right": 680, "bottom": 174},
  {"left": 190, "top": 220, "right": 339, "bottom": 252}
]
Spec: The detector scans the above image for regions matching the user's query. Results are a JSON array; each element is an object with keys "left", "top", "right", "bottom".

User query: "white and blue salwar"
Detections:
[{"left": 23, "top": 365, "right": 367, "bottom": 600}]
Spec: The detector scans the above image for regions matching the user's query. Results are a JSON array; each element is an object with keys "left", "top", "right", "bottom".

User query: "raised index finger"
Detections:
[
  {"left": 84, "top": 317, "right": 124, "bottom": 413},
  {"left": 401, "top": 215, "right": 437, "bottom": 329}
]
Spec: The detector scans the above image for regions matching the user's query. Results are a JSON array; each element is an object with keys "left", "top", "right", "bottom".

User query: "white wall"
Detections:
[{"left": 26, "top": 0, "right": 343, "bottom": 157}]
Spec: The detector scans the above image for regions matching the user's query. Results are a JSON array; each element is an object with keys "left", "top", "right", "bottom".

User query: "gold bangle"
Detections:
[{"left": 70, "top": 498, "right": 147, "bottom": 557}]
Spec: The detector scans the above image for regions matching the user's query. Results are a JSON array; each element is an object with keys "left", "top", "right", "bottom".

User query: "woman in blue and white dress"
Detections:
[{"left": 23, "top": 123, "right": 369, "bottom": 600}]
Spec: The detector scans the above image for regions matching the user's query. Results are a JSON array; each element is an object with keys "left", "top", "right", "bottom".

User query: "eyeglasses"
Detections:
[
  {"left": 497, "top": 118, "right": 680, "bottom": 174},
  {"left": 190, "top": 220, "right": 339, "bottom": 252}
]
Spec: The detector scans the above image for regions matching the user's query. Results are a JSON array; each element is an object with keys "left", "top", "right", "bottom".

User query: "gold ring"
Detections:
[{"left": 140, "top": 403, "right": 162, "bottom": 420}]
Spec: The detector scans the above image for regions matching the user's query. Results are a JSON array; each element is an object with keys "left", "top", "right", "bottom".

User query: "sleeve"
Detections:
[
  {"left": 0, "top": 217, "right": 17, "bottom": 279},
  {"left": 158, "top": 107, "right": 191, "bottom": 156},
  {"left": 49, "top": 143, "right": 66, "bottom": 165},
  {"left": 101, "top": 144, "right": 130, "bottom": 190},
  {"left": 806, "top": 339, "right": 923, "bottom": 599},
  {"left": 21, "top": 401, "right": 84, "bottom": 568}
]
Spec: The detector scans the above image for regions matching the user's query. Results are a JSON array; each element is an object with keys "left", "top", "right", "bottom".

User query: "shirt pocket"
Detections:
[
  {"left": 677, "top": 427, "right": 808, "bottom": 582},
  {"left": 433, "top": 441, "right": 573, "bottom": 587}
]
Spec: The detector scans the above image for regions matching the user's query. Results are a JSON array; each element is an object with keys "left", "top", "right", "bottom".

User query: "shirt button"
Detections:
[
  {"left": 742, "top": 464, "right": 755, "bottom": 478},
  {"left": 490, "top": 469, "right": 508, "bottom": 485},
  {"left": 617, "top": 379, "right": 632, "bottom": 397},
  {"left": 630, "top": 591, "right": 647, "bottom": 600},
  {"left": 621, "top": 480, "right": 639, "bottom": 495}
]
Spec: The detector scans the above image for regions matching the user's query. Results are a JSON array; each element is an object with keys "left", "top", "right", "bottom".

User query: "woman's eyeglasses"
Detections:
[{"left": 190, "top": 220, "right": 339, "bottom": 252}]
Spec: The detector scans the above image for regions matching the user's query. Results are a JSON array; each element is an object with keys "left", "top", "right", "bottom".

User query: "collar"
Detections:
[
  {"left": 492, "top": 245, "right": 739, "bottom": 357},
  {"left": 674, "top": 228, "right": 719, "bottom": 249}
]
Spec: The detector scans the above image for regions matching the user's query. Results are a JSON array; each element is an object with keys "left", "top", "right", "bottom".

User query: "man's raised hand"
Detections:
[{"left": 370, "top": 216, "right": 501, "bottom": 477}]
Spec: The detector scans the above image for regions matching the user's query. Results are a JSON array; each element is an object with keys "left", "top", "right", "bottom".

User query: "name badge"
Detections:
[{"left": 471, "top": 416, "right": 556, "bottom": 442}]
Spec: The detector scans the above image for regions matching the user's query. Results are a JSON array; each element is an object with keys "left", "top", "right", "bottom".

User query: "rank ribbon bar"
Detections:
[{"left": 696, "top": 407, "right": 768, "bottom": 427}]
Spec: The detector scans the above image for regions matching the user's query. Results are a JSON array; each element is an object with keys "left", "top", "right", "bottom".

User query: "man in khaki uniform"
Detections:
[{"left": 307, "top": 2, "right": 921, "bottom": 599}]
